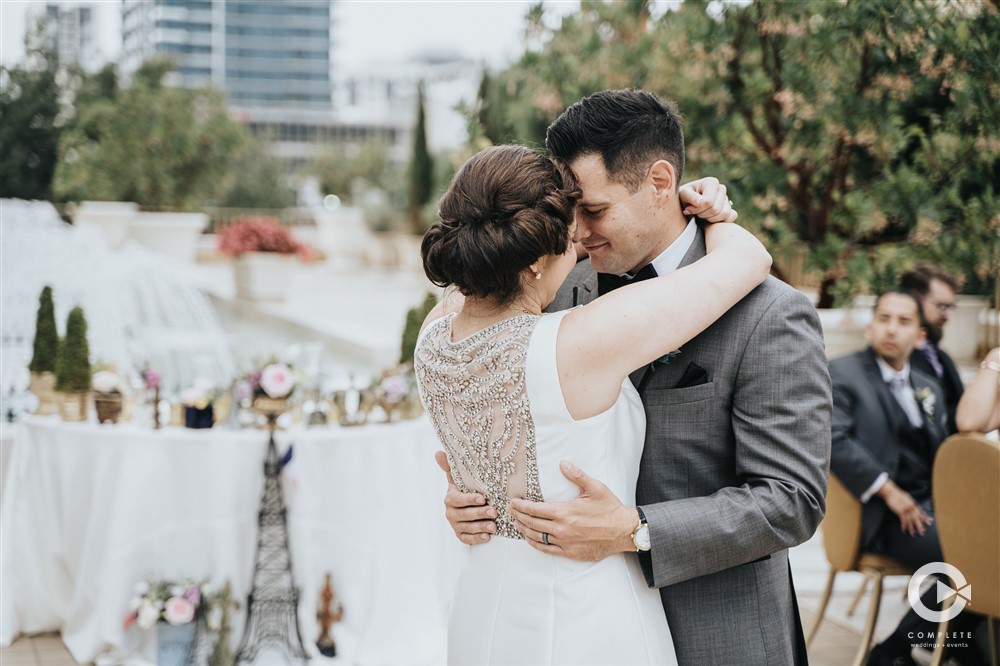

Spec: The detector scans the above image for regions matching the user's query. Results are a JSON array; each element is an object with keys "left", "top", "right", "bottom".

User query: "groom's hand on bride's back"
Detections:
[{"left": 436, "top": 451, "right": 497, "bottom": 545}]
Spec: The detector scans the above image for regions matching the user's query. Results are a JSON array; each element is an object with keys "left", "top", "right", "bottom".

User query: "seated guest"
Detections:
[
  {"left": 900, "top": 265, "right": 964, "bottom": 434},
  {"left": 830, "top": 290, "right": 950, "bottom": 666},
  {"left": 956, "top": 347, "right": 1000, "bottom": 434}
]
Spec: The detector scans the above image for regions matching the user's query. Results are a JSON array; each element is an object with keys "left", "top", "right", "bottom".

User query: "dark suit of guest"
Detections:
[
  {"left": 910, "top": 341, "right": 964, "bottom": 435},
  {"left": 829, "top": 347, "right": 947, "bottom": 562}
]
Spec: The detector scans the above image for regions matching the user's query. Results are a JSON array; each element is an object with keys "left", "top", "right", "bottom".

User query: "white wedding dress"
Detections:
[{"left": 415, "top": 310, "right": 677, "bottom": 665}]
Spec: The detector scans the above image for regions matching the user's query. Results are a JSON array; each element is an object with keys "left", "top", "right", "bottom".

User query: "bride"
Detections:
[{"left": 414, "top": 144, "right": 770, "bottom": 665}]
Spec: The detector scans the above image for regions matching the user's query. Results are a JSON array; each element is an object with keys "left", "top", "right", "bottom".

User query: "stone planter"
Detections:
[
  {"left": 233, "top": 252, "right": 295, "bottom": 301},
  {"left": 128, "top": 212, "right": 208, "bottom": 263},
  {"left": 58, "top": 391, "right": 90, "bottom": 422},
  {"left": 30, "top": 371, "right": 58, "bottom": 416},
  {"left": 157, "top": 621, "right": 196, "bottom": 666},
  {"left": 940, "top": 295, "right": 988, "bottom": 363},
  {"left": 94, "top": 394, "right": 123, "bottom": 424},
  {"left": 315, "top": 205, "right": 372, "bottom": 266},
  {"left": 72, "top": 201, "right": 138, "bottom": 249}
]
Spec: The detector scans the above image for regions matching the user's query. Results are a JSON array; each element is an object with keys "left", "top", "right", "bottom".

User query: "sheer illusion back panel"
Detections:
[{"left": 415, "top": 314, "right": 543, "bottom": 539}]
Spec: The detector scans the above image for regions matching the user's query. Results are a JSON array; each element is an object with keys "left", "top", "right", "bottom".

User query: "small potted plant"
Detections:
[
  {"left": 29, "top": 285, "right": 60, "bottom": 415},
  {"left": 217, "top": 216, "right": 313, "bottom": 302},
  {"left": 181, "top": 379, "right": 216, "bottom": 429},
  {"left": 92, "top": 369, "right": 124, "bottom": 424},
  {"left": 55, "top": 306, "right": 91, "bottom": 422}
]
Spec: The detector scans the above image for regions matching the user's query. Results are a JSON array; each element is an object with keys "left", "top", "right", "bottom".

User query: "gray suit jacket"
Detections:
[
  {"left": 829, "top": 348, "right": 947, "bottom": 546},
  {"left": 548, "top": 226, "right": 831, "bottom": 665}
]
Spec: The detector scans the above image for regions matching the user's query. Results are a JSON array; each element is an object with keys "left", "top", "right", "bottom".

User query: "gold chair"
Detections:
[
  {"left": 930, "top": 433, "right": 1000, "bottom": 666},
  {"left": 807, "top": 474, "right": 915, "bottom": 666}
]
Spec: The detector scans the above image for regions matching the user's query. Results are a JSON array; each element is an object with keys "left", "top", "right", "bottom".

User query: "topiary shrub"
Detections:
[
  {"left": 400, "top": 291, "right": 438, "bottom": 364},
  {"left": 29, "top": 285, "right": 58, "bottom": 374},
  {"left": 55, "top": 306, "right": 91, "bottom": 392}
]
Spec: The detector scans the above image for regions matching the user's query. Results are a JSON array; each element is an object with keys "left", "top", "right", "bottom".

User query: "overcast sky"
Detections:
[{"left": 0, "top": 0, "right": 582, "bottom": 73}]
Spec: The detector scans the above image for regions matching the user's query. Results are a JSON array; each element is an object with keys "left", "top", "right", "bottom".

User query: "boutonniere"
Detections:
[
  {"left": 914, "top": 387, "right": 936, "bottom": 417},
  {"left": 656, "top": 348, "right": 682, "bottom": 365}
]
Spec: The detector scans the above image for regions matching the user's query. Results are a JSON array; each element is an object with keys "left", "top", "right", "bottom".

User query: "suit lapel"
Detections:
[
  {"left": 632, "top": 226, "right": 707, "bottom": 394},
  {"left": 862, "top": 348, "right": 908, "bottom": 435}
]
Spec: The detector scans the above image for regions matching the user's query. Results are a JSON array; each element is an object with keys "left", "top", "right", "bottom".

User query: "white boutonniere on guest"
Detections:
[
  {"left": 656, "top": 348, "right": 682, "bottom": 365},
  {"left": 914, "top": 387, "right": 936, "bottom": 418}
]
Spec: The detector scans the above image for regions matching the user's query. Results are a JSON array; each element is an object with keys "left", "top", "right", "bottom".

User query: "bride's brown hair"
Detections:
[{"left": 421, "top": 145, "right": 580, "bottom": 305}]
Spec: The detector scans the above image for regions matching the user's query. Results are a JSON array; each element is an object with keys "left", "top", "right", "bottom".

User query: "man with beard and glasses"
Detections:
[{"left": 900, "top": 265, "right": 964, "bottom": 435}]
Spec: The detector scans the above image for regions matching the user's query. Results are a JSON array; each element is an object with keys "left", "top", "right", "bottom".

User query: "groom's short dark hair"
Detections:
[{"left": 546, "top": 89, "right": 685, "bottom": 192}]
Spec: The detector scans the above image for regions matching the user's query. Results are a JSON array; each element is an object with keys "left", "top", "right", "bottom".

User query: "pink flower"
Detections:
[
  {"left": 123, "top": 611, "right": 138, "bottom": 631},
  {"left": 216, "top": 217, "right": 311, "bottom": 259},
  {"left": 142, "top": 369, "right": 161, "bottom": 391},
  {"left": 163, "top": 596, "right": 195, "bottom": 625},
  {"left": 260, "top": 363, "right": 294, "bottom": 399}
]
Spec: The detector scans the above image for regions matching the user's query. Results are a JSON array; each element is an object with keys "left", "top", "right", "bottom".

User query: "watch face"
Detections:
[{"left": 635, "top": 525, "right": 651, "bottom": 551}]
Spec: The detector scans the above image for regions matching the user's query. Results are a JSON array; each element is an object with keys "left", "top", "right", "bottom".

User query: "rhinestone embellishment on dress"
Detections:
[{"left": 415, "top": 314, "right": 544, "bottom": 539}]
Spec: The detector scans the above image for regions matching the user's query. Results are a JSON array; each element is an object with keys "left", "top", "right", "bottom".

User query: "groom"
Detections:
[{"left": 441, "top": 89, "right": 832, "bottom": 664}]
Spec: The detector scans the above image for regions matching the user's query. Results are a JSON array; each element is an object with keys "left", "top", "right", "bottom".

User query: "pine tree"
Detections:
[
  {"left": 407, "top": 81, "right": 434, "bottom": 234},
  {"left": 55, "top": 307, "right": 90, "bottom": 392},
  {"left": 29, "top": 286, "right": 58, "bottom": 374}
]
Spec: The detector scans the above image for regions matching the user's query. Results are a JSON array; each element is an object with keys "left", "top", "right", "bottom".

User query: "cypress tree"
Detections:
[
  {"left": 407, "top": 81, "right": 434, "bottom": 234},
  {"left": 55, "top": 307, "right": 90, "bottom": 392},
  {"left": 29, "top": 285, "right": 58, "bottom": 373}
]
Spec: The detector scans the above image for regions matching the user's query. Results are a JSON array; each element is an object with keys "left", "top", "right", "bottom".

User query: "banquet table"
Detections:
[{"left": 1, "top": 416, "right": 464, "bottom": 664}]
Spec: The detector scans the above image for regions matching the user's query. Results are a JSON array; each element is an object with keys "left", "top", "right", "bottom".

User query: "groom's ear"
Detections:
[{"left": 647, "top": 160, "right": 676, "bottom": 202}]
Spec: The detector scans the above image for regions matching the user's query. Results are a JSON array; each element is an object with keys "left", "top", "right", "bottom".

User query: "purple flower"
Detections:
[{"left": 183, "top": 585, "right": 201, "bottom": 607}]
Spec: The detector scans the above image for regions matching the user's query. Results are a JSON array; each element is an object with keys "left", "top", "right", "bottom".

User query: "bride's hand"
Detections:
[
  {"left": 680, "top": 177, "right": 737, "bottom": 223},
  {"left": 436, "top": 451, "right": 497, "bottom": 545}
]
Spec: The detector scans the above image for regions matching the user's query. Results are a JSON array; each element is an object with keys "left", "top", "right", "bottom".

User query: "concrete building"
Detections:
[
  {"left": 121, "top": 0, "right": 333, "bottom": 109},
  {"left": 33, "top": 3, "right": 99, "bottom": 71}
]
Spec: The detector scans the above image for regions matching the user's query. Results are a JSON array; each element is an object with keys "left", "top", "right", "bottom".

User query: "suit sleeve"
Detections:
[
  {"left": 828, "top": 363, "right": 890, "bottom": 498},
  {"left": 640, "top": 289, "right": 832, "bottom": 587}
]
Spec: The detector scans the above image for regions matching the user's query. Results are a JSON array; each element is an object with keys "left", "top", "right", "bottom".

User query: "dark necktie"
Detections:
[
  {"left": 919, "top": 342, "right": 944, "bottom": 379},
  {"left": 597, "top": 263, "right": 658, "bottom": 296}
]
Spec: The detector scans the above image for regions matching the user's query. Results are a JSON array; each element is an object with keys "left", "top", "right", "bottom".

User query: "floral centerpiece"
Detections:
[
  {"left": 244, "top": 362, "right": 296, "bottom": 421},
  {"left": 124, "top": 577, "right": 229, "bottom": 666},
  {"left": 92, "top": 369, "right": 124, "bottom": 424},
  {"left": 217, "top": 217, "right": 313, "bottom": 302},
  {"left": 181, "top": 379, "right": 217, "bottom": 429},
  {"left": 373, "top": 365, "right": 416, "bottom": 423}
]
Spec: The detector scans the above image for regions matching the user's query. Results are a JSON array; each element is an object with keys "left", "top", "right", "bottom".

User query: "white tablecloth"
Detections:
[{"left": 1, "top": 417, "right": 463, "bottom": 664}]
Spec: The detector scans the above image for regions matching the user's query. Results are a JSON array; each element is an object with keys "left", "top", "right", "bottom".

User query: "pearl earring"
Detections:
[{"left": 535, "top": 272, "right": 542, "bottom": 280}]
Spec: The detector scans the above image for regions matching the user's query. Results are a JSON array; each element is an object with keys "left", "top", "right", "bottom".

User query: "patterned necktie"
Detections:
[
  {"left": 889, "top": 375, "right": 923, "bottom": 428},
  {"left": 919, "top": 342, "right": 944, "bottom": 379},
  {"left": 597, "top": 263, "right": 658, "bottom": 296}
]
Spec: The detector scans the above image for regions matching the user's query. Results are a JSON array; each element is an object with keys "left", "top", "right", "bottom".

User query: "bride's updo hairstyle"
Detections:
[{"left": 422, "top": 145, "right": 580, "bottom": 305}]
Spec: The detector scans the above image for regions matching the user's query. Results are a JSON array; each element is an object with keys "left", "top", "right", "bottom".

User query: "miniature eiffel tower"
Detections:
[{"left": 235, "top": 405, "right": 309, "bottom": 664}]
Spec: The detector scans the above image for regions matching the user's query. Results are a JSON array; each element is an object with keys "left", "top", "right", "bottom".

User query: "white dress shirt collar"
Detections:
[
  {"left": 618, "top": 218, "right": 697, "bottom": 280},
  {"left": 875, "top": 355, "right": 911, "bottom": 385}
]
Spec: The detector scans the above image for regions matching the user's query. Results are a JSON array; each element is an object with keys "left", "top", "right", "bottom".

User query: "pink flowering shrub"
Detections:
[{"left": 217, "top": 216, "right": 312, "bottom": 259}]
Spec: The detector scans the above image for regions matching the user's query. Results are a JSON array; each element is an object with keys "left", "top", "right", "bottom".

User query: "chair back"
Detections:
[
  {"left": 820, "top": 474, "right": 864, "bottom": 571},
  {"left": 933, "top": 433, "right": 1000, "bottom": 619}
]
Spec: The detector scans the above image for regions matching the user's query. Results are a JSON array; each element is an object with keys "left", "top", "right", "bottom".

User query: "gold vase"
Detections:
[
  {"left": 30, "top": 371, "right": 58, "bottom": 416},
  {"left": 58, "top": 391, "right": 90, "bottom": 422}
]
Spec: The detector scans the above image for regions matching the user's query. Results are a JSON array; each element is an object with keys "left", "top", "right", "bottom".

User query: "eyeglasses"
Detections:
[{"left": 931, "top": 301, "right": 956, "bottom": 313}]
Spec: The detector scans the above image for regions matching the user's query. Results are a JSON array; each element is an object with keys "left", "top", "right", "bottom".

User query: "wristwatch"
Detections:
[{"left": 631, "top": 506, "right": 651, "bottom": 552}]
